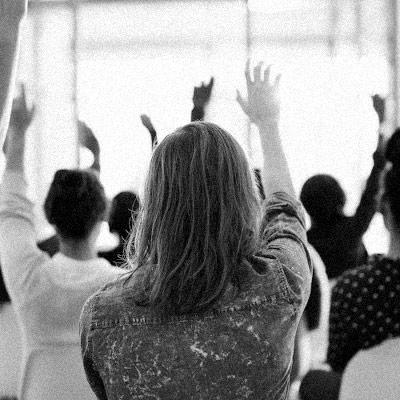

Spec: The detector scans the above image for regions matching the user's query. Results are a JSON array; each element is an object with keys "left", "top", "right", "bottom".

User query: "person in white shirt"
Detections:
[{"left": 0, "top": 87, "right": 126, "bottom": 395}]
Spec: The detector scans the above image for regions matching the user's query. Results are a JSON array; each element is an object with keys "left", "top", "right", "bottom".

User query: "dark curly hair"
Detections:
[
  {"left": 300, "top": 174, "right": 346, "bottom": 225},
  {"left": 44, "top": 169, "right": 107, "bottom": 240},
  {"left": 383, "top": 128, "right": 400, "bottom": 229}
]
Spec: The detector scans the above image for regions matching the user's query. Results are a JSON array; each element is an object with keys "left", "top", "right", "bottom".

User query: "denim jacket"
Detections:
[{"left": 80, "top": 192, "right": 312, "bottom": 400}]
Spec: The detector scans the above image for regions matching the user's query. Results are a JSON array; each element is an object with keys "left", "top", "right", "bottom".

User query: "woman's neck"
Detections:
[{"left": 59, "top": 239, "right": 97, "bottom": 261}]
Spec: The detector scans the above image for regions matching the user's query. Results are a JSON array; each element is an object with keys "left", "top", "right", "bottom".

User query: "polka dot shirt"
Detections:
[{"left": 327, "top": 255, "right": 400, "bottom": 373}]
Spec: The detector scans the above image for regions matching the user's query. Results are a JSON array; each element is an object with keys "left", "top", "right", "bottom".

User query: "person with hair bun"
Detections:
[
  {"left": 98, "top": 191, "right": 140, "bottom": 266},
  {"left": 80, "top": 62, "right": 312, "bottom": 400},
  {"left": 300, "top": 128, "right": 400, "bottom": 400},
  {"left": 0, "top": 88, "right": 125, "bottom": 395}
]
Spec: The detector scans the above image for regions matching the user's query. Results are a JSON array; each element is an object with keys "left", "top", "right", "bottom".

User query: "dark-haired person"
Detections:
[
  {"left": 300, "top": 129, "right": 400, "bottom": 400},
  {"left": 0, "top": 89, "right": 125, "bottom": 396},
  {"left": 80, "top": 62, "right": 312, "bottom": 400},
  {"left": 37, "top": 120, "right": 102, "bottom": 257},
  {"left": 99, "top": 191, "right": 140, "bottom": 266},
  {"left": 300, "top": 134, "right": 386, "bottom": 280}
]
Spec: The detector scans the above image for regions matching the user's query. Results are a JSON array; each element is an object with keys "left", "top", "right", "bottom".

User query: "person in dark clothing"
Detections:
[
  {"left": 98, "top": 191, "right": 140, "bottom": 266},
  {"left": 300, "top": 135, "right": 386, "bottom": 280},
  {"left": 299, "top": 127, "right": 400, "bottom": 400},
  {"left": 300, "top": 96, "right": 387, "bottom": 280}
]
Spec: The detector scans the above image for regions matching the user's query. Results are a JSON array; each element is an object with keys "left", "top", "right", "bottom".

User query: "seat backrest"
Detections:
[
  {"left": 0, "top": 303, "right": 23, "bottom": 397},
  {"left": 339, "top": 337, "right": 400, "bottom": 400},
  {"left": 20, "top": 344, "right": 97, "bottom": 400}
]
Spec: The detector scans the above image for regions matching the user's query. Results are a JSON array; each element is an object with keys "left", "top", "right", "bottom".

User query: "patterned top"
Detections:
[
  {"left": 80, "top": 192, "right": 312, "bottom": 400},
  {"left": 328, "top": 255, "right": 400, "bottom": 373}
]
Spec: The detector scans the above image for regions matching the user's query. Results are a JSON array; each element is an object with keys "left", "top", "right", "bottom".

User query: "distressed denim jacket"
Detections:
[{"left": 80, "top": 192, "right": 312, "bottom": 400}]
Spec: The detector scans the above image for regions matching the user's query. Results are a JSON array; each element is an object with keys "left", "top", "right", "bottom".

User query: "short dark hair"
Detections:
[
  {"left": 109, "top": 191, "right": 140, "bottom": 239},
  {"left": 300, "top": 174, "right": 346, "bottom": 225},
  {"left": 44, "top": 169, "right": 107, "bottom": 240}
]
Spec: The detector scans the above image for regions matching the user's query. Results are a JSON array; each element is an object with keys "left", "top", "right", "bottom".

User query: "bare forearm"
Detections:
[
  {"left": 5, "top": 129, "right": 25, "bottom": 173},
  {"left": 258, "top": 121, "right": 295, "bottom": 198}
]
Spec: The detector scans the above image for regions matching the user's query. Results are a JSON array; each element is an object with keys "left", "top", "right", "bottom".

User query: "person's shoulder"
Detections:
[
  {"left": 88, "top": 265, "right": 155, "bottom": 323},
  {"left": 86, "top": 269, "right": 135, "bottom": 315}
]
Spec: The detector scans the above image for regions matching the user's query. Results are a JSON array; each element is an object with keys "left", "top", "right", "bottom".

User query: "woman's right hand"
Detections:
[{"left": 236, "top": 61, "right": 281, "bottom": 127}]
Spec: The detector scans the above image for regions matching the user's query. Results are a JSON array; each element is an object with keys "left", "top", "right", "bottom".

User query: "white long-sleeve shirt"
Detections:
[{"left": 0, "top": 170, "right": 125, "bottom": 354}]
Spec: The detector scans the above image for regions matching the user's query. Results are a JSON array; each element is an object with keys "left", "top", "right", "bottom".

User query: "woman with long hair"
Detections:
[{"left": 80, "top": 62, "right": 312, "bottom": 400}]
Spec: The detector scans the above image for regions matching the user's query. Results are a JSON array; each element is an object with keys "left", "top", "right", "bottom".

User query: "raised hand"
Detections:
[
  {"left": 192, "top": 77, "right": 214, "bottom": 108},
  {"left": 140, "top": 114, "right": 158, "bottom": 149},
  {"left": 236, "top": 61, "right": 281, "bottom": 126},
  {"left": 372, "top": 94, "right": 386, "bottom": 125},
  {"left": 9, "top": 84, "right": 35, "bottom": 134},
  {"left": 78, "top": 120, "right": 100, "bottom": 158},
  {"left": 140, "top": 114, "right": 155, "bottom": 132}
]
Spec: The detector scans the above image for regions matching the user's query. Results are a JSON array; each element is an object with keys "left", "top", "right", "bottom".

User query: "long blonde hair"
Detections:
[{"left": 126, "top": 122, "right": 261, "bottom": 314}]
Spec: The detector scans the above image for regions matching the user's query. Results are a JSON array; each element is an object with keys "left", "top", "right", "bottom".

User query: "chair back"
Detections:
[
  {"left": 339, "top": 337, "right": 400, "bottom": 400},
  {"left": 20, "top": 344, "right": 96, "bottom": 400}
]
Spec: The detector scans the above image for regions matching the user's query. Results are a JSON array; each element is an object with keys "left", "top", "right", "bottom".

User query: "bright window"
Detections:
[{"left": 5, "top": 0, "right": 391, "bottom": 253}]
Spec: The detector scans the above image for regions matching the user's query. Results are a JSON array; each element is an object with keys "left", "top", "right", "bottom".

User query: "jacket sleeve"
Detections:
[
  {"left": 80, "top": 295, "right": 109, "bottom": 400},
  {"left": 260, "top": 192, "right": 313, "bottom": 309}
]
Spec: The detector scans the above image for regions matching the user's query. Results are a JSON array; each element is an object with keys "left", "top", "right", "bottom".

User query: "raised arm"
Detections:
[
  {"left": 0, "top": 0, "right": 28, "bottom": 146},
  {"left": 237, "top": 61, "right": 294, "bottom": 198},
  {"left": 191, "top": 77, "right": 214, "bottom": 122},
  {"left": 352, "top": 133, "right": 386, "bottom": 235},
  {"left": 4, "top": 84, "right": 35, "bottom": 172},
  {"left": 0, "top": 85, "right": 48, "bottom": 303}
]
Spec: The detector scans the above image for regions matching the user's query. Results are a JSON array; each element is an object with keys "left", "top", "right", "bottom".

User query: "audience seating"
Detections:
[
  {"left": 339, "top": 337, "right": 400, "bottom": 400},
  {"left": 19, "top": 344, "right": 96, "bottom": 400}
]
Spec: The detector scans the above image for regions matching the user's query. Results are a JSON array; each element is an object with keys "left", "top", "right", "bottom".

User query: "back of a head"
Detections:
[
  {"left": 131, "top": 121, "right": 260, "bottom": 315},
  {"left": 109, "top": 191, "right": 140, "bottom": 240},
  {"left": 300, "top": 174, "right": 346, "bottom": 225},
  {"left": 44, "top": 169, "right": 107, "bottom": 240},
  {"left": 383, "top": 129, "right": 400, "bottom": 230}
]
